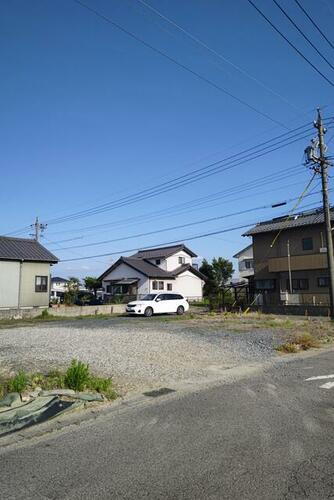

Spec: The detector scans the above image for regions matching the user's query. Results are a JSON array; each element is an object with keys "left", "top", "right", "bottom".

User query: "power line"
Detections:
[
  {"left": 5, "top": 120, "right": 331, "bottom": 237},
  {"left": 59, "top": 222, "right": 261, "bottom": 262},
  {"left": 53, "top": 187, "right": 324, "bottom": 252},
  {"left": 272, "top": 0, "right": 334, "bottom": 71},
  {"left": 47, "top": 165, "right": 306, "bottom": 240},
  {"left": 71, "top": 0, "right": 288, "bottom": 128},
  {"left": 293, "top": 0, "right": 334, "bottom": 51},
  {"left": 135, "top": 0, "right": 301, "bottom": 113},
  {"left": 59, "top": 203, "right": 326, "bottom": 263},
  {"left": 44, "top": 124, "right": 317, "bottom": 225},
  {"left": 246, "top": 0, "right": 334, "bottom": 87}
]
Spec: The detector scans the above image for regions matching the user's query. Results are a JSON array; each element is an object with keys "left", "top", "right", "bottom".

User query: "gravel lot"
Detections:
[{"left": 0, "top": 317, "right": 289, "bottom": 394}]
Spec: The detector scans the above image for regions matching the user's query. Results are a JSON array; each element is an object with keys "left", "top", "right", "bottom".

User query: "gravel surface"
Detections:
[{"left": 0, "top": 317, "right": 289, "bottom": 394}]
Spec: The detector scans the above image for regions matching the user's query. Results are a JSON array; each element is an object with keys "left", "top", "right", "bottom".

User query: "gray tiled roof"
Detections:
[
  {"left": 122, "top": 258, "right": 173, "bottom": 278},
  {"left": 0, "top": 236, "right": 58, "bottom": 263},
  {"left": 243, "top": 208, "right": 333, "bottom": 236},
  {"left": 99, "top": 258, "right": 205, "bottom": 280},
  {"left": 130, "top": 244, "right": 197, "bottom": 259}
]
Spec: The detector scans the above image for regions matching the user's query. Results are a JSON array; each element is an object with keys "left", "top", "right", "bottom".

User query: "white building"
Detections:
[
  {"left": 50, "top": 277, "right": 69, "bottom": 302},
  {"left": 99, "top": 244, "right": 206, "bottom": 301},
  {"left": 233, "top": 244, "right": 254, "bottom": 281}
]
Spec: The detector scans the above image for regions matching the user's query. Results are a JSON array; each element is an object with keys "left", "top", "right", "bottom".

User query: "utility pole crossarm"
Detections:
[{"left": 30, "top": 217, "right": 47, "bottom": 242}]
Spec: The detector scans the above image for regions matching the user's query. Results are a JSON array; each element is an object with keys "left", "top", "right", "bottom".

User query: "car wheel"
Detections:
[
  {"left": 144, "top": 307, "right": 153, "bottom": 317},
  {"left": 176, "top": 305, "right": 184, "bottom": 315}
]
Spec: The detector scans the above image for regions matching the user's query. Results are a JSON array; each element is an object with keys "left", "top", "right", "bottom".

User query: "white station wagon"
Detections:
[{"left": 126, "top": 292, "right": 189, "bottom": 317}]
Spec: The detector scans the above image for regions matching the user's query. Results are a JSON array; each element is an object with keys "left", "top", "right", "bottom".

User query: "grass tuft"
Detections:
[
  {"left": 64, "top": 360, "right": 90, "bottom": 392},
  {"left": 0, "top": 360, "right": 117, "bottom": 402},
  {"left": 7, "top": 370, "right": 28, "bottom": 393},
  {"left": 275, "top": 332, "right": 321, "bottom": 354},
  {"left": 275, "top": 342, "right": 298, "bottom": 353}
]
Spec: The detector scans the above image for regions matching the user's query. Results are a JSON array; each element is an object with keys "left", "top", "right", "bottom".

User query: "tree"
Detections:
[
  {"left": 83, "top": 276, "right": 102, "bottom": 298},
  {"left": 199, "top": 258, "right": 216, "bottom": 297},
  {"left": 64, "top": 277, "right": 81, "bottom": 305},
  {"left": 199, "top": 257, "right": 234, "bottom": 308},
  {"left": 211, "top": 257, "right": 234, "bottom": 288}
]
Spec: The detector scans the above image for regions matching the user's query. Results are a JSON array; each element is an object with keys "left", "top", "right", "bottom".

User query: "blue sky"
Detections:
[{"left": 2, "top": 0, "right": 334, "bottom": 278}]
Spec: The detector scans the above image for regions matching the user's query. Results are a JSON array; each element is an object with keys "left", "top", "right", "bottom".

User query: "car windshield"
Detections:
[{"left": 142, "top": 294, "right": 157, "bottom": 301}]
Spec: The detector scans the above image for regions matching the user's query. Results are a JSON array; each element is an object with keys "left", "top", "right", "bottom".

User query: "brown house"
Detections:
[{"left": 243, "top": 208, "right": 333, "bottom": 306}]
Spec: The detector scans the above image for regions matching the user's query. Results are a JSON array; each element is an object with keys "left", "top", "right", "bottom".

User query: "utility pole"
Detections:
[
  {"left": 30, "top": 217, "right": 47, "bottom": 242},
  {"left": 305, "top": 109, "right": 334, "bottom": 318},
  {"left": 287, "top": 240, "right": 292, "bottom": 294}
]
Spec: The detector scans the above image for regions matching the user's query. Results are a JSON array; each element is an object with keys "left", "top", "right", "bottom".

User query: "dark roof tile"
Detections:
[
  {"left": 243, "top": 207, "right": 333, "bottom": 236},
  {"left": 0, "top": 236, "right": 58, "bottom": 263},
  {"left": 130, "top": 244, "right": 197, "bottom": 259}
]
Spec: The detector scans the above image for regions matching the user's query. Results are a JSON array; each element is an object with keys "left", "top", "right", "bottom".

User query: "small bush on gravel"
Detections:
[
  {"left": 276, "top": 332, "right": 321, "bottom": 354},
  {"left": 7, "top": 371, "right": 28, "bottom": 393},
  {"left": 294, "top": 333, "right": 320, "bottom": 350},
  {"left": 64, "top": 359, "right": 90, "bottom": 391},
  {"left": 275, "top": 342, "right": 298, "bottom": 354},
  {"left": 88, "top": 376, "right": 117, "bottom": 400}
]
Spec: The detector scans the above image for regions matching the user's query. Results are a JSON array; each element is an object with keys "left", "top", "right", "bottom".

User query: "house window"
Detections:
[
  {"left": 178, "top": 256, "right": 185, "bottom": 264},
  {"left": 245, "top": 259, "right": 253, "bottom": 269},
  {"left": 302, "top": 237, "right": 313, "bottom": 251},
  {"left": 152, "top": 281, "right": 158, "bottom": 290},
  {"left": 286, "top": 279, "right": 309, "bottom": 291},
  {"left": 155, "top": 259, "right": 161, "bottom": 265},
  {"left": 255, "top": 279, "right": 275, "bottom": 290},
  {"left": 158, "top": 281, "right": 164, "bottom": 290},
  {"left": 167, "top": 283, "right": 172, "bottom": 291},
  {"left": 35, "top": 276, "right": 48, "bottom": 293},
  {"left": 318, "top": 277, "right": 329, "bottom": 287},
  {"left": 106, "top": 285, "right": 111, "bottom": 294}
]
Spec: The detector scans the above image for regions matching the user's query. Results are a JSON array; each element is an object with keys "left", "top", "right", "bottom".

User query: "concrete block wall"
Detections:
[{"left": 0, "top": 304, "right": 126, "bottom": 320}]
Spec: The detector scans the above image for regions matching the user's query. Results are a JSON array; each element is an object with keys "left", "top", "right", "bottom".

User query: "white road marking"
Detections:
[
  {"left": 305, "top": 374, "right": 334, "bottom": 381},
  {"left": 320, "top": 382, "right": 334, "bottom": 389}
]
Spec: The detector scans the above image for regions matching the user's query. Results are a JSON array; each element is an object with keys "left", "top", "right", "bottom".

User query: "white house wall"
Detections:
[
  {"left": 174, "top": 270, "right": 203, "bottom": 299},
  {"left": 165, "top": 250, "right": 193, "bottom": 271},
  {"left": 146, "top": 258, "right": 168, "bottom": 271},
  {"left": 0, "top": 261, "right": 20, "bottom": 308},
  {"left": 102, "top": 262, "right": 149, "bottom": 296},
  {"left": 149, "top": 279, "right": 174, "bottom": 293}
]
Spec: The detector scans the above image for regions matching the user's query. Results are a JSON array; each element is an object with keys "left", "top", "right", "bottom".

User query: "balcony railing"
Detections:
[{"left": 268, "top": 253, "right": 327, "bottom": 272}]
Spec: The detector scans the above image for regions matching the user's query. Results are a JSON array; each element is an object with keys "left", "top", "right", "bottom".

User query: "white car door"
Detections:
[{"left": 154, "top": 294, "right": 171, "bottom": 313}]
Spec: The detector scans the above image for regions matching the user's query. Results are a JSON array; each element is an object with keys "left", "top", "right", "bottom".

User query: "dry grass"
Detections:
[{"left": 275, "top": 331, "right": 322, "bottom": 354}]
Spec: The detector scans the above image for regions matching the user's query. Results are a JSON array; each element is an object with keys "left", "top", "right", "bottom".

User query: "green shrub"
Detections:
[
  {"left": 88, "top": 376, "right": 117, "bottom": 399},
  {"left": 7, "top": 371, "right": 28, "bottom": 393},
  {"left": 64, "top": 359, "right": 90, "bottom": 391}
]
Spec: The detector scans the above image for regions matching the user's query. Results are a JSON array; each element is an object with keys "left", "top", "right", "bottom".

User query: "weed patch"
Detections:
[
  {"left": 7, "top": 371, "right": 28, "bottom": 393},
  {"left": 275, "top": 342, "right": 298, "bottom": 354},
  {"left": 64, "top": 360, "right": 90, "bottom": 391},
  {"left": 275, "top": 332, "right": 321, "bottom": 354},
  {"left": 0, "top": 360, "right": 117, "bottom": 401}
]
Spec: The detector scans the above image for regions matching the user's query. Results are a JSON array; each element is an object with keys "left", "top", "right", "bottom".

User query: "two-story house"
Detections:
[
  {"left": 99, "top": 244, "right": 205, "bottom": 301},
  {"left": 243, "top": 207, "right": 333, "bottom": 306},
  {"left": 233, "top": 244, "right": 254, "bottom": 282},
  {"left": 50, "top": 277, "right": 69, "bottom": 302}
]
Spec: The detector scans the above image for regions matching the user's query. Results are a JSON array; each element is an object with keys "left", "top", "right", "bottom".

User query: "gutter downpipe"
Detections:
[{"left": 17, "top": 259, "right": 24, "bottom": 310}]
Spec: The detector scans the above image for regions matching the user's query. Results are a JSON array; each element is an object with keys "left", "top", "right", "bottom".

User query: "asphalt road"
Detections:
[{"left": 1, "top": 349, "right": 334, "bottom": 499}]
